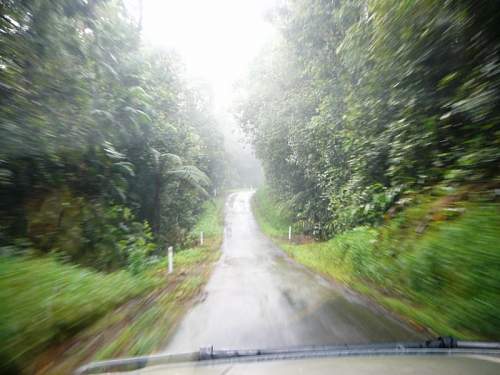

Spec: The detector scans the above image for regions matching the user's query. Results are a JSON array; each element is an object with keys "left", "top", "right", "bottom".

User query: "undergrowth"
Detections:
[
  {"left": 1, "top": 196, "right": 225, "bottom": 374},
  {"left": 253, "top": 187, "right": 500, "bottom": 340},
  {"left": 0, "top": 257, "right": 157, "bottom": 372}
]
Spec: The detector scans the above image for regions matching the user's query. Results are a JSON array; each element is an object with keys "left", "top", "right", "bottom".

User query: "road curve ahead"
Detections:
[{"left": 164, "top": 191, "right": 424, "bottom": 352}]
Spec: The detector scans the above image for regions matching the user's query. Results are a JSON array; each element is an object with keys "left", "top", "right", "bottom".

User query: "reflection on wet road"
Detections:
[{"left": 164, "top": 191, "right": 423, "bottom": 352}]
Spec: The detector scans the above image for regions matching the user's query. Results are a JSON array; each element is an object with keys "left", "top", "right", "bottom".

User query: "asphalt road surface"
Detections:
[{"left": 164, "top": 191, "right": 424, "bottom": 352}]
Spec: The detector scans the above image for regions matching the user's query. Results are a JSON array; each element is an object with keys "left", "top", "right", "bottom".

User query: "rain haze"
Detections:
[
  {"left": 2, "top": 1, "right": 499, "bottom": 373},
  {"left": 129, "top": 0, "right": 272, "bottom": 187},
  {"left": 138, "top": 0, "right": 278, "bottom": 111}
]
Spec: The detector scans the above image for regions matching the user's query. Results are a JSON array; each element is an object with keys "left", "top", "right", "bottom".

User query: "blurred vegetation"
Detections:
[
  {"left": 0, "top": 1, "right": 232, "bottom": 370},
  {"left": 253, "top": 187, "right": 500, "bottom": 340},
  {"left": 237, "top": 0, "right": 500, "bottom": 238},
  {"left": 0, "top": 256, "right": 157, "bottom": 372},
  {"left": 243, "top": 0, "right": 500, "bottom": 340},
  {"left": 190, "top": 196, "right": 225, "bottom": 240},
  {"left": 1, "top": 196, "right": 224, "bottom": 374},
  {"left": 0, "top": 0, "right": 227, "bottom": 271},
  {"left": 253, "top": 187, "right": 294, "bottom": 238},
  {"left": 32, "top": 245, "right": 220, "bottom": 375}
]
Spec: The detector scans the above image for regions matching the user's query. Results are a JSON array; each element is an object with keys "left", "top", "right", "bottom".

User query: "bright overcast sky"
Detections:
[{"left": 137, "top": 0, "right": 278, "bottom": 111}]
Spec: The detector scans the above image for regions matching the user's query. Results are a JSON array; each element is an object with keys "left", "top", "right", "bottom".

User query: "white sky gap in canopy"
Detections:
[{"left": 131, "top": 0, "right": 278, "bottom": 111}]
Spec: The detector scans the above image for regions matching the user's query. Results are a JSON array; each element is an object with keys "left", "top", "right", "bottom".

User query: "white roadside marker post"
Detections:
[
  {"left": 168, "top": 246, "right": 173, "bottom": 274},
  {"left": 288, "top": 226, "right": 292, "bottom": 242},
  {"left": 200, "top": 231, "right": 204, "bottom": 246}
]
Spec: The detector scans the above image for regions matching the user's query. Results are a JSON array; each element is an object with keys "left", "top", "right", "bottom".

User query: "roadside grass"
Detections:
[
  {"left": 190, "top": 196, "right": 225, "bottom": 241},
  {"left": 252, "top": 187, "right": 500, "bottom": 340},
  {"left": 1, "top": 197, "right": 224, "bottom": 374},
  {"left": 31, "top": 246, "right": 220, "bottom": 375},
  {"left": 0, "top": 257, "right": 158, "bottom": 373},
  {"left": 252, "top": 187, "right": 293, "bottom": 239}
]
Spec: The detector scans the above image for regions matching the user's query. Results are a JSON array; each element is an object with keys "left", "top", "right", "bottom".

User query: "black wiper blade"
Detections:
[
  {"left": 199, "top": 336, "right": 500, "bottom": 360},
  {"left": 75, "top": 337, "right": 500, "bottom": 374},
  {"left": 455, "top": 341, "right": 500, "bottom": 350}
]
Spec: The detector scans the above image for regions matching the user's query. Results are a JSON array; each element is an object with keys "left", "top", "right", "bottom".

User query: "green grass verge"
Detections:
[
  {"left": 253, "top": 187, "right": 294, "bottom": 238},
  {"left": 23, "top": 197, "right": 225, "bottom": 375},
  {"left": 92, "top": 247, "right": 218, "bottom": 361},
  {"left": 0, "top": 256, "right": 158, "bottom": 372},
  {"left": 252, "top": 187, "right": 500, "bottom": 340},
  {"left": 191, "top": 196, "right": 225, "bottom": 239}
]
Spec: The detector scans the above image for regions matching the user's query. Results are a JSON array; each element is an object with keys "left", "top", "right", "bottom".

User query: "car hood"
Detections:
[{"left": 88, "top": 353, "right": 500, "bottom": 375}]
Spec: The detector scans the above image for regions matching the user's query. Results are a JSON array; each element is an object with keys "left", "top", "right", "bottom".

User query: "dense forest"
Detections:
[
  {"left": 0, "top": 0, "right": 226, "bottom": 271},
  {"left": 237, "top": 0, "right": 500, "bottom": 238},
  {"left": 2, "top": 1, "right": 500, "bottom": 372}
]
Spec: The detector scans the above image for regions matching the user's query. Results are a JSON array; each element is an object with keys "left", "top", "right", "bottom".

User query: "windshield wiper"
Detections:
[
  {"left": 76, "top": 337, "right": 500, "bottom": 374},
  {"left": 198, "top": 336, "right": 500, "bottom": 360}
]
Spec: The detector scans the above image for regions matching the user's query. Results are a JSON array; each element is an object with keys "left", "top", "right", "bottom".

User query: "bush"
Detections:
[
  {"left": 0, "top": 256, "right": 157, "bottom": 372},
  {"left": 255, "top": 187, "right": 500, "bottom": 339}
]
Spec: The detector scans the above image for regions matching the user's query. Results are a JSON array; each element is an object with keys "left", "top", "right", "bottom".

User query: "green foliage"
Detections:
[
  {"left": 0, "top": 256, "right": 157, "bottom": 372},
  {"left": 378, "top": 202, "right": 500, "bottom": 338},
  {"left": 254, "top": 187, "right": 500, "bottom": 339},
  {"left": 174, "top": 247, "right": 212, "bottom": 268},
  {"left": 252, "top": 187, "right": 294, "bottom": 238},
  {"left": 0, "top": 190, "right": 224, "bottom": 373},
  {"left": 237, "top": 0, "right": 500, "bottom": 235},
  {"left": 0, "top": 0, "right": 226, "bottom": 269},
  {"left": 190, "top": 196, "right": 225, "bottom": 239},
  {"left": 36, "top": 244, "right": 221, "bottom": 374},
  {"left": 120, "top": 221, "right": 156, "bottom": 275},
  {"left": 71, "top": 203, "right": 156, "bottom": 271}
]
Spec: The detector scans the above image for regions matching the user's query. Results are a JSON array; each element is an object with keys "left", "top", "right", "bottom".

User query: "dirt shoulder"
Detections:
[{"left": 31, "top": 241, "right": 221, "bottom": 375}]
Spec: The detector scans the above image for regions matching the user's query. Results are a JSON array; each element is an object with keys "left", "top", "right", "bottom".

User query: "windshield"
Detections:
[{"left": 1, "top": 1, "right": 499, "bottom": 374}]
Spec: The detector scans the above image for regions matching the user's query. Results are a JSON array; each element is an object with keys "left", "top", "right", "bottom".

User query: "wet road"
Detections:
[{"left": 164, "top": 191, "right": 423, "bottom": 352}]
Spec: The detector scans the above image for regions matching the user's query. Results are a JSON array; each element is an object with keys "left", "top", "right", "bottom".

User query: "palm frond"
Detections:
[
  {"left": 167, "top": 165, "right": 211, "bottom": 194},
  {"left": 161, "top": 153, "right": 182, "bottom": 167}
]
